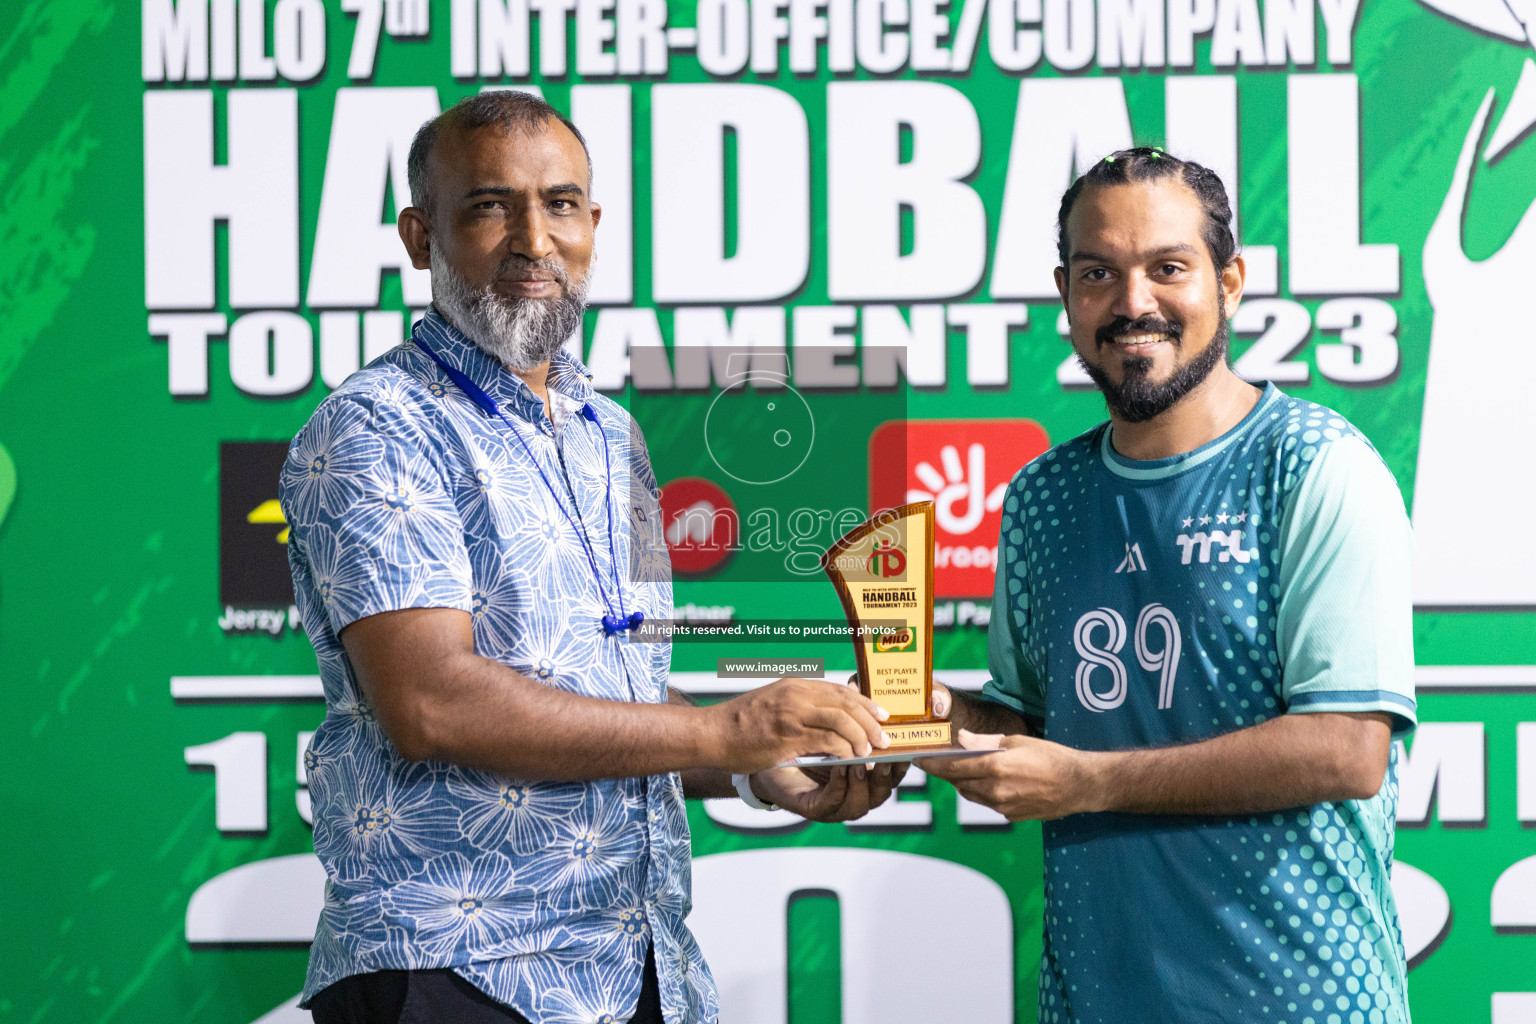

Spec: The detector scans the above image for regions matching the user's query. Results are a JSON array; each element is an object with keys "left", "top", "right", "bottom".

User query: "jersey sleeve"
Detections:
[
  {"left": 980, "top": 506, "right": 1046, "bottom": 722},
  {"left": 1276, "top": 434, "right": 1416, "bottom": 735},
  {"left": 280, "top": 389, "right": 474, "bottom": 636}
]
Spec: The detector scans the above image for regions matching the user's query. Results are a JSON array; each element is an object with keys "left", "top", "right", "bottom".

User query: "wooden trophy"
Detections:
[{"left": 820, "top": 501, "right": 955, "bottom": 755}]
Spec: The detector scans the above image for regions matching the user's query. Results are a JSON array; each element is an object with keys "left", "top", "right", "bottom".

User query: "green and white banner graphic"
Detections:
[{"left": 1, "top": 0, "right": 1533, "bottom": 1020}]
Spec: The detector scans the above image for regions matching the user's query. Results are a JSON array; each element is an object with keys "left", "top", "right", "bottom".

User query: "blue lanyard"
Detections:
[{"left": 414, "top": 335, "right": 644, "bottom": 636}]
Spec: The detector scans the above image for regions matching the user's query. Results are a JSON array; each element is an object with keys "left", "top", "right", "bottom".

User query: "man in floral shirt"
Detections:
[{"left": 282, "top": 91, "right": 899, "bottom": 1024}]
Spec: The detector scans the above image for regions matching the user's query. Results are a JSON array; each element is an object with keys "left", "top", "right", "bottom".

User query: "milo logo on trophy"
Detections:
[
  {"left": 821, "top": 502, "right": 954, "bottom": 752},
  {"left": 872, "top": 626, "right": 917, "bottom": 654}
]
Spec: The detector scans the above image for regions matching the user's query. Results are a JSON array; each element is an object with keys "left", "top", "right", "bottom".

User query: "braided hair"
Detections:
[{"left": 1055, "top": 147, "right": 1236, "bottom": 273}]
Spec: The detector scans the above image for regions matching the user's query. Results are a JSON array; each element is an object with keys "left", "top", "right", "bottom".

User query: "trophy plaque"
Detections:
[{"left": 819, "top": 501, "right": 958, "bottom": 758}]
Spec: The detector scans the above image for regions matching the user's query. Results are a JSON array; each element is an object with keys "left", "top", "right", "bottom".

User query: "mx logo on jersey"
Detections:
[
  {"left": 869, "top": 419, "right": 1050, "bottom": 599},
  {"left": 220, "top": 442, "right": 293, "bottom": 607}
]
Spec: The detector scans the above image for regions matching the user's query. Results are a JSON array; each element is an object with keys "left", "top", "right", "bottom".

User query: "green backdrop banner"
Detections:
[{"left": 2, "top": 0, "right": 1533, "bottom": 1021}]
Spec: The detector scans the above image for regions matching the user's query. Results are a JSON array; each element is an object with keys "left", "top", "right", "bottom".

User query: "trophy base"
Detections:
[
  {"left": 791, "top": 719, "right": 994, "bottom": 767},
  {"left": 791, "top": 745, "right": 989, "bottom": 767},
  {"left": 883, "top": 720, "right": 953, "bottom": 749}
]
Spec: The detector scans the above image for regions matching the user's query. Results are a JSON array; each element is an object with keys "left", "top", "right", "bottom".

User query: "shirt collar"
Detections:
[
  {"left": 412, "top": 304, "right": 595, "bottom": 421},
  {"left": 1099, "top": 382, "right": 1280, "bottom": 481}
]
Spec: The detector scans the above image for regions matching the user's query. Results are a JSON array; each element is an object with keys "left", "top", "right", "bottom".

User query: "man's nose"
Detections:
[
  {"left": 1110, "top": 271, "right": 1159, "bottom": 320},
  {"left": 505, "top": 203, "right": 555, "bottom": 260}
]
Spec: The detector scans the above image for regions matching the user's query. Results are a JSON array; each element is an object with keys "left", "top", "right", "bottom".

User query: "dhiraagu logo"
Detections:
[
  {"left": 873, "top": 626, "right": 917, "bottom": 654},
  {"left": 868, "top": 419, "right": 1052, "bottom": 599}
]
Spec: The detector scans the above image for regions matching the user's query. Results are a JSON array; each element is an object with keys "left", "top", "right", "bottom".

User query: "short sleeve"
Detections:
[
  {"left": 281, "top": 392, "right": 474, "bottom": 636},
  {"left": 980, "top": 515, "right": 1045, "bottom": 722},
  {"left": 623, "top": 410, "right": 661, "bottom": 501},
  {"left": 1276, "top": 434, "right": 1416, "bottom": 736}
]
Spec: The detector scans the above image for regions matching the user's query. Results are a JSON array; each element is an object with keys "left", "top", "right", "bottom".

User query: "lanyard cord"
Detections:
[
  {"left": 591, "top": 411, "right": 629, "bottom": 622},
  {"left": 414, "top": 335, "right": 642, "bottom": 635}
]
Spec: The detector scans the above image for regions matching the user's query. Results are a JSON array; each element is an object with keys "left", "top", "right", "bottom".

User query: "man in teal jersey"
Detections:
[{"left": 921, "top": 148, "right": 1415, "bottom": 1024}]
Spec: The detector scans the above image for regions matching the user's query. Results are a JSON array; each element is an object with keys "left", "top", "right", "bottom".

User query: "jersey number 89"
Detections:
[{"left": 1073, "top": 604, "right": 1182, "bottom": 712}]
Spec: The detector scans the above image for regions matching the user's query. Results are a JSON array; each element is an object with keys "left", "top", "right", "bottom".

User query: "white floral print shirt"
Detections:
[{"left": 281, "top": 307, "right": 717, "bottom": 1023}]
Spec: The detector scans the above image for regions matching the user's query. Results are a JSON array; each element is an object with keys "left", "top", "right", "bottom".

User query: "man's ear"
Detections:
[
  {"left": 398, "top": 207, "right": 432, "bottom": 271},
  {"left": 1054, "top": 266, "right": 1069, "bottom": 310},
  {"left": 589, "top": 199, "right": 602, "bottom": 231},
  {"left": 1222, "top": 253, "right": 1247, "bottom": 315}
]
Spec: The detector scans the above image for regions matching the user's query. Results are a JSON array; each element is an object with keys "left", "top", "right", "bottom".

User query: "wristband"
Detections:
[{"left": 731, "top": 773, "right": 779, "bottom": 811}]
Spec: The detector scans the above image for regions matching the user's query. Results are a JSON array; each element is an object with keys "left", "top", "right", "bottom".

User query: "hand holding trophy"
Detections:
[{"left": 806, "top": 501, "right": 997, "bottom": 765}]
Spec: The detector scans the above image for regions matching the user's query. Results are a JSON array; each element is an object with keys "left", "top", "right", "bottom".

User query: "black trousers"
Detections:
[{"left": 310, "top": 945, "right": 663, "bottom": 1024}]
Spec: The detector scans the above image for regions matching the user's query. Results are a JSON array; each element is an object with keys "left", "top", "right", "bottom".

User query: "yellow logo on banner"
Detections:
[{"left": 248, "top": 500, "right": 289, "bottom": 544}]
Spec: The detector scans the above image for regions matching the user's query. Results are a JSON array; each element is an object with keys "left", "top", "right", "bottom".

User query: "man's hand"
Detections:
[
  {"left": 848, "top": 670, "right": 956, "bottom": 717},
  {"left": 918, "top": 729, "right": 1093, "bottom": 821},
  {"left": 931, "top": 680, "right": 953, "bottom": 719},
  {"left": 921, "top": 712, "right": 1396, "bottom": 819},
  {"left": 710, "top": 677, "right": 891, "bottom": 773},
  {"left": 749, "top": 762, "right": 909, "bottom": 822},
  {"left": 847, "top": 672, "right": 1027, "bottom": 737},
  {"left": 343, "top": 611, "right": 892, "bottom": 783}
]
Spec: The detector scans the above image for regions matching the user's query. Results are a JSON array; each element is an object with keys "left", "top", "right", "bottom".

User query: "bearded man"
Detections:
[
  {"left": 280, "top": 91, "right": 903, "bottom": 1024},
  {"left": 920, "top": 148, "right": 1417, "bottom": 1023}
]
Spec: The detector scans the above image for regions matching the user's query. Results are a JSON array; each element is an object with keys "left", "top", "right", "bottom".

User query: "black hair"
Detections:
[
  {"left": 1056, "top": 147, "right": 1236, "bottom": 273},
  {"left": 406, "top": 91, "right": 593, "bottom": 221}
]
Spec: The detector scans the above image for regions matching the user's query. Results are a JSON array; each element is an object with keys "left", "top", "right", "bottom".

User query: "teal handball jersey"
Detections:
[{"left": 981, "top": 384, "right": 1416, "bottom": 1024}]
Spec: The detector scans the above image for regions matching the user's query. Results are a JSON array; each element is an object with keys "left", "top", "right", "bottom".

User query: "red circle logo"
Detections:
[{"left": 658, "top": 477, "right": 739, "bottom": 576}]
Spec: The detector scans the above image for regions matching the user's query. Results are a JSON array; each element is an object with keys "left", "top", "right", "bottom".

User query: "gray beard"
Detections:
[{"left": 429, "top": 247, "right": 591, "bottom": 373}]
